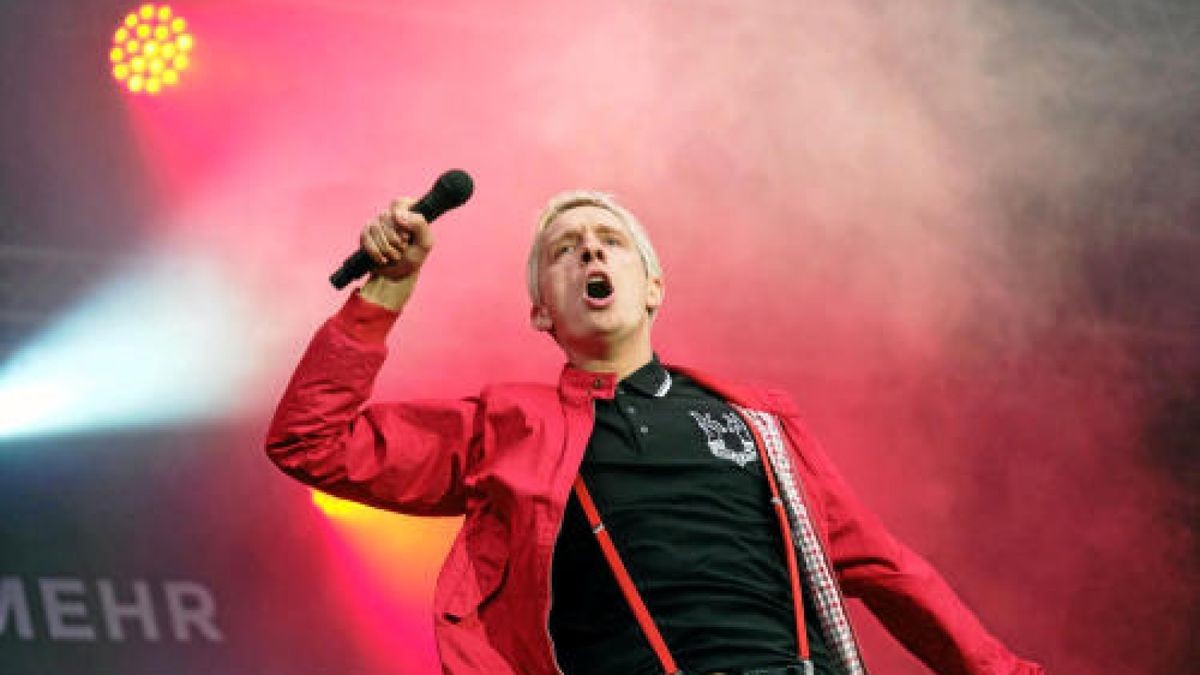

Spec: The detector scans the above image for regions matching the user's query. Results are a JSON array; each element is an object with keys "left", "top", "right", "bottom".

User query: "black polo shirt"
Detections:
[{"left": 549, "top": 357, "right": 835, "bottom": 674}]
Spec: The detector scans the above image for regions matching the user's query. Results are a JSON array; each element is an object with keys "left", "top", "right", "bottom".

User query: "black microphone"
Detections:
[{"left": 329, "top": 169, "right": 475, "bottom": 289}]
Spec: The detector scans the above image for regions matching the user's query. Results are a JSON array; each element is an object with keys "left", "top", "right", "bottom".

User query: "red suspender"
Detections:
[
  {"left": 572, "top": 476, "right": 683, "bottom": 675},
  {"left": 572, "top": 410, "right": 811, "bottom": 674}
]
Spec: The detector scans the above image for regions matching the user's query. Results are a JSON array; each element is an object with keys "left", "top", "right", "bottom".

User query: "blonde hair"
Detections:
[{"left": 526, "top": 190, "right": 663, "bottom": 305}]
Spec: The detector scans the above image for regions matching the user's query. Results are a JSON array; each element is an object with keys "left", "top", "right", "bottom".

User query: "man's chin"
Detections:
[{"left": 554, "top": 321, "right": 627, "bottom": 350}]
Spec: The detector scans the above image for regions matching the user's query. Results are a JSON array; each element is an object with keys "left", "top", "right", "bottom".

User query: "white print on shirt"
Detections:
[{"left": 688, "top": 411, "right": 758, "bottom": 467}]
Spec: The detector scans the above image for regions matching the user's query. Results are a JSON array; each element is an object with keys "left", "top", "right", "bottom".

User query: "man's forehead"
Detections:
[{"left": 542, "top": 204, "right": 627, "bottom": 238}]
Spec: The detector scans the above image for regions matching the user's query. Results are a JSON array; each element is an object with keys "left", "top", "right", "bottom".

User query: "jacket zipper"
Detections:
[{"left": 543, "top": 396, "right": 597, "bottom": 675}]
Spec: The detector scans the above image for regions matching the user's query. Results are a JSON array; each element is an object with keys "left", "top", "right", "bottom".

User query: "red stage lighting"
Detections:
[{"left": 110, "top": 4, "right": 192, "bottom": 96}]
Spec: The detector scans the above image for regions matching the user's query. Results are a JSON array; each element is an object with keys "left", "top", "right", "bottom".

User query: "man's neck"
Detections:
[{"left": 566, "top": 341, "right": 654, "bottom": 381}]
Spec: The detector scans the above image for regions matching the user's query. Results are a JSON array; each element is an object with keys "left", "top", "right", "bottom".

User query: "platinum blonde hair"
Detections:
[{"left": 526, "top": 190, "right": 663, "bottom": 306}]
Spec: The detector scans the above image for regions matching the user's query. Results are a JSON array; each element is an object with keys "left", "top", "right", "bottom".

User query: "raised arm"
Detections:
[{"left": 264, "top": 198, "right": 479, "bottom": 516}]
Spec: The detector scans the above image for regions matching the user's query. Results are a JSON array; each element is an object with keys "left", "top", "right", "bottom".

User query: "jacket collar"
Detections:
[
  {"left": 558, "top": 364, "right": 618, "bottom": 403},
  {"left": 666, "top": 363, "right": 799, "bottom": 417},
  {"left": 556, "top": 360, "right": 795, "bottom": 417}
]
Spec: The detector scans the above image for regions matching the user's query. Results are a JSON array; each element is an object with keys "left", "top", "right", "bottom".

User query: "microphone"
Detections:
[{"left": 329, "top": 169, "right": 475, "bottom": 289}]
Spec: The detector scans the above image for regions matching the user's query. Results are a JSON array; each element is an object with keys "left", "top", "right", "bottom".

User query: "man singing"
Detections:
[{"left": 266, "top": 190, "right": 1045, "bottom": 674}]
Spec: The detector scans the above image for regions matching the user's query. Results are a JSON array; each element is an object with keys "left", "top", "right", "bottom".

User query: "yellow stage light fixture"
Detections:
[{"left": 109, "top": 4, "right": 193, "bottom": 96}]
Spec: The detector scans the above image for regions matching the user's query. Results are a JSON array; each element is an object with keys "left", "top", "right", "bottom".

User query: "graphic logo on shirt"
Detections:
[{"left": 689, "top": 411, "right": 757, "bottom": 467}]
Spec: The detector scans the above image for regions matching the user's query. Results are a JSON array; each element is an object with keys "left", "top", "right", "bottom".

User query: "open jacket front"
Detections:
[{"left": 265, "top": 293, "right": 1044, "bottom": 675}]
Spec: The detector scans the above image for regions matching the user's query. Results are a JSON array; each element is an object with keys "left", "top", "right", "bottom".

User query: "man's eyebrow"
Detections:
[{"left": 594, "top": 223, "right": 628, "bottom": 238}]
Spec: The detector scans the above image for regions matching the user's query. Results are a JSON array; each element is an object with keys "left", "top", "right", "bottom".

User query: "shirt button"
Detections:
[
  {"left": 625, "top": 405, "right": 637, "bottom": 415},
  {"left": 639, "top": 425, "right": 649, "bottom": 434},
  {"left": 592, "top": 377, "right": 603, "bottom": 389}
]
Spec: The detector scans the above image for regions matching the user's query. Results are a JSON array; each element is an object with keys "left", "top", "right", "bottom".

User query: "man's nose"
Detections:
[{"left": 580, "top": 240, "right": 606, "bottom": 264}]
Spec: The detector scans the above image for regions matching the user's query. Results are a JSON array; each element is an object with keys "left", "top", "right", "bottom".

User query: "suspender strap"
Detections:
[
  {"left": 733, "top": 409, "right": 811, "bottom": 663},
  {"left": 572, "top": 476, "right": 682, "bottom": 675}
]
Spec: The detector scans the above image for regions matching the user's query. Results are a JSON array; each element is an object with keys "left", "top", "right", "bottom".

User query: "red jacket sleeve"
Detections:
[
  {"left": 264, "top": 293, "right": 480, "bottom": 516},
  {"left": 779, "top": 413, "right": 1045, "bottom": 675}
]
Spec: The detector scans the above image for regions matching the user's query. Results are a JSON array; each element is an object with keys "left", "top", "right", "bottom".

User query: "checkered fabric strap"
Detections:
[{"left": 733, "top": 406, "right": 867, "bottom": 675}]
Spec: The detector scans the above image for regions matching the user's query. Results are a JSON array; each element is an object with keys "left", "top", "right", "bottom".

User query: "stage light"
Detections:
[
  {"left": 0, "top": 255, "right": 258, "bottom": 441},
  {"left": 312, "top": 491, "right": 375, "bottom": 520},
  {"left": 109, "top": 5, "right": 192, "bottom": 96}
]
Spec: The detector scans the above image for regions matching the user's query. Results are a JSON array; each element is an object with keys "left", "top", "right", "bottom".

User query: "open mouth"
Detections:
[
  {"left": 584, "top": 272, "right": 614, "bottom": 308},
  {"left": 586, "top": 273, "right": 613, "bottom": 300}
]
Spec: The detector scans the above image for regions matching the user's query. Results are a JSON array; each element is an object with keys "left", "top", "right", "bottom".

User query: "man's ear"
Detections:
[
  {"left": 530, "top": 304, "right": 554, "bottom": 332},
  {"left": 646, "top": 276, "right": 664, "bottom": 315}
]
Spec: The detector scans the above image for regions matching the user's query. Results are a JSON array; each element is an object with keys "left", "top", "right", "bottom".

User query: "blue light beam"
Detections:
[{"left": 0, "top": 253, "right": 258, "bottom": 440}]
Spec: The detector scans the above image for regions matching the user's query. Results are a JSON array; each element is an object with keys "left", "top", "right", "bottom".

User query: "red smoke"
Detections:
[{"left": 123, "top": 1, "right": 1195, "bottom": 671}]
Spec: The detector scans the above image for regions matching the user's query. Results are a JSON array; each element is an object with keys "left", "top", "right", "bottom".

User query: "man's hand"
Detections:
[
  {"left": 358, "top": 197, "right": 434, "bottom": 311},
  {"left": 362, "top": 197, "right": 434, "bottom": 281}
]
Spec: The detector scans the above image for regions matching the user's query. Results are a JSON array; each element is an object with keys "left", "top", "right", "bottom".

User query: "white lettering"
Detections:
[
  {"left": 39, "top": 577, "right": 96, "bottom": 641},
  {"left": 97, "top": 578, "right": 159, "bottom": 642},
  {"left": 0, "top": 576, "right": 35, "bottom": 639},
  {"left": 0, "top": 576, "right": 223, "bottom": 643},
  {"left": 164, "top": 580, "right": 224, "bottom": 643}
]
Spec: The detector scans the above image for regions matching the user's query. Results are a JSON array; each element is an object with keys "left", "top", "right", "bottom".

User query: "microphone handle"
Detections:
[{"left": 328, "top": 194, "right": 450, "bottom": 290}]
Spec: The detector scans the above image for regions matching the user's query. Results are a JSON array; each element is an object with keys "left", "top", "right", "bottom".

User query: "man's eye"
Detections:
[{"left": 553, "top": 243, "right": 574, "bottom": 258}]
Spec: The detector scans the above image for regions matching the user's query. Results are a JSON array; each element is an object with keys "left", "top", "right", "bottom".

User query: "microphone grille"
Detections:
[{"left": 435, "top": 169, "right": 474, "bottom": 207}]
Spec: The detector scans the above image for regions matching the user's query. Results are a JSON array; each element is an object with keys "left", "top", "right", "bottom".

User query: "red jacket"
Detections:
[{"left": 266, "top": 294, "right": 1045, "bottom": 674}]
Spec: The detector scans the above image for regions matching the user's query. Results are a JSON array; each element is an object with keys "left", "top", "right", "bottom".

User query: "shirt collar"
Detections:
[{"left": 619, "top": 354, "right": 673, "bottom": 398}]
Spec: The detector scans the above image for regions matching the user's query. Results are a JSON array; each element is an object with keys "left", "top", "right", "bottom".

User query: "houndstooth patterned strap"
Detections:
[{"left": 734, "top": 405, "right": 867, "bottom": 675}]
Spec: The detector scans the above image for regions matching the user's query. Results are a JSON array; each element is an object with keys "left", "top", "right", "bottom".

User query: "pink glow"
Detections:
[
  {"left": 314, "top": 504, "right": 454, "bottom": 674},
  {"left": 112, "top": 1, "right": 1193, "bottom": 672}
]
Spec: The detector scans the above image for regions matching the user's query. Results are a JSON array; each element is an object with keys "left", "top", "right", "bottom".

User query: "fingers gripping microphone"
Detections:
[{"left": 329, "top": 169, "right": 475, "bottom": 289}]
